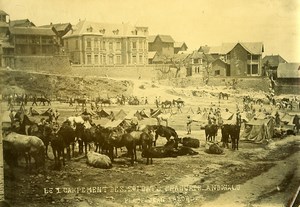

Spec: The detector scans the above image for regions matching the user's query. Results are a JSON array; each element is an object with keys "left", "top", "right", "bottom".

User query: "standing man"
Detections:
[
  {"left": 186, "top": 115, "right": 193, "bottom": 134},
  {"left": 32, "top": 95, "right": 38, "bottom": 106}
]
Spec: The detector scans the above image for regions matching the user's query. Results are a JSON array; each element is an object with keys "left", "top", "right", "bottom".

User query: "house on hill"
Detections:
[
  {"left": 275, "top": 63, "right": 300, "bottom": 94},
  {"left": 174, "top": 42, "right": 188, "bottom": 54},
  {"left": 63, "top": 20, "right": 148, "bottom": 65},
  {"left": 148, "top": 34, "right": 175, "bottom": 60},
  {"left": 262, "top": 54, "right": 288, "bottom": 78},
  {"left": 203, "top": 42, "right": 264, "bottom": 77},
  {"left": 39, "top": 23, "right": 72, "bottom": 47}
]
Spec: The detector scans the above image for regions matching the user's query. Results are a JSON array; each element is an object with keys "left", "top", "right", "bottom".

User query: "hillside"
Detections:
[{"left": 0, "top": 69, "right": 133, "bottom": 98}]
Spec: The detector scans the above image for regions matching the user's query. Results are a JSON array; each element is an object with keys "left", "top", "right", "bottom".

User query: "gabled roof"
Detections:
[
  {"left": 63, "top": 20, "right": 144, "bottom": 38},
  {"left": 148, "top": 35, "right": 175, "bottom": 43},
  {"left": 207, "top": 42, "right": 264, "bottom": 55},
  {"left": 0, "top": 10, "right": 8, "bottom": 16},
  {"left": 40, "top": 23, "right": 71, "bottom": 32},
  {"left": 172, "top": 53, "right": 190, "bottom": 63},
  {"left": 190, "top": 51, "right": 215, "bottom": 62},
  {"left": 198, "top": 45, "right": 210, "bottom": 53},
  {"left": 262, "top": 55, "right": 288, "bottom": 68},
  {"left": 9, "top": 27, "right": 56, "bottom": 36},
  {"left": 277, "top": 63, "right": 300, "bottom": 78},
  {"left": 10, "top": 19, "right": 35, "bottom": 27},
  {"left": 174, "top": 42, "right": 187, "bottom": 49}
]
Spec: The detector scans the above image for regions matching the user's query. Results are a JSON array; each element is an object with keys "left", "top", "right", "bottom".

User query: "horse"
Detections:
[
  {"left": 37, "top": 97, "right": 51, "bottom": 106},
  {"left": 172, "top": 99, "right": 184, "bottom": 107},
  {"left": 56, "top": 121, "right": 76, "bottom": 160},
  {"left": 156, "top": 112, "right": 175, "bottom": 126},
  {"left": 161, "top": 100, "right": 172, "bottom": 109},
  {"left": 75, "top": 98, "right": 87, "bottom": 106},
  {"left": 106, "top": 127, "right": 137, "bottom": 165},
  {"left": 219, "top": 92, "right": 229, "bottom": 100},
  {"left": 153, "top": 125, "right": 179, "bottom": 148}
]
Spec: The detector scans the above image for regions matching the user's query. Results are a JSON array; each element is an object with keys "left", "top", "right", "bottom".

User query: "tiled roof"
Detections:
[
  {"left": 262, "top": 55, "right": 288, "bottom": 68},
  {"left": 63, "top": 20, "right": 144, "bottom": 38},
  {"left": 148, "top": 35, "right": 175, "bottom": 43},
  {"left": 9, "top": 27, "right": 56, "bottom": 36},
  {"left": 10, "top": 19, "right": 35, "bottom": 27},
  {"left": 40, "top": 23, "right": 71, "bottom": 32},
  {"left": 207, "top": 42, "right": 264, "bottom": 55},
  {"left": 277, "top": 63, "right": 300, "bottom": 78}
]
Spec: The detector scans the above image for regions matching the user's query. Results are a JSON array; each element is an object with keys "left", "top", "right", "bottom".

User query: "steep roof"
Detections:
[
  {"left": 9, "top": 27, "right": 56, "bottom": 36},
  {"left": 262, "top": 55, "right": 288, "bottom": 68},
  {"left": 174, "top": 42, "right": 187, "bottom": 48},
  {"left": 0, "top": 10, "right": 8, "bottom": 15},
  {"left": 40, "top": 23, "right": 71, "bottom": 32},
  {"left": 207, "top": 42, "right": 264, "bottom": 55},
  {"left": 63, "top": 20, "right": 144, "bottom": 38},
  {"left": 277, "top": 63, "right": 300, "bottom": 78},
  {"left": 148, "top": 35, "right": 174, "bottom": 43},
  {"left": 10, "top": 19, "right": 35, "bottom": 27}
]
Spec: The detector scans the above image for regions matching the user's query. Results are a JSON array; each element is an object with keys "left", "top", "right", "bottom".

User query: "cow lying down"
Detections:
[
  {"left": 3, "top": 132, "right": 45, "bottom": 169},
  {"left": 142, "top": 145, "right": 198, "bottom": 158},
  {"left": 86, "top": 151, "right": 112, "bottom": 169},
  {"left": 179, "top": 137, "right": 200, "bottom": 148}
]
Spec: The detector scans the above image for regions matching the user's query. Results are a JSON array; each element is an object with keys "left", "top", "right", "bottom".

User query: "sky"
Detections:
[{"left": 1, "top": 0, "right": 299, "bottom": 62}]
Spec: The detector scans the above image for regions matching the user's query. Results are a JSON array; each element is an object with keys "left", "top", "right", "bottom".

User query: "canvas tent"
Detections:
[
  {"left": 114, "top": 109, "right": 127, "bottom": 120},
  {"left": 150, "top": 109, "right": 162, "bottom": 118},
  {"left": 97, "top": 109, "right": 110, "bottom": 118},
  {"left": 29, "top": 107, "right": 42, "bottom": 116},
  {"left": 241, "top": 118, "right": 274, "bottom": 143}
]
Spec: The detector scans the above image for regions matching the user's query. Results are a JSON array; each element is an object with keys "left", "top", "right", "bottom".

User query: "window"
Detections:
[
  {"left": 87, "top": 54, "right": 92, "bottom": 64},
  {"left": 86, "top": 38, "right": 91, "bottom": 48},
  {"left": 103, "top": 55, "right": 106, "bottom": 64},
  {"left": 109, "top": 55, "right": 114, "bottom": 64},
  {"left": 215, "top": 70, "right": 220, "bottom": 76},
  {"left": 65, "top": 40, "right": 68, "bottom": 50},
  {"left": 75, "top": 40, "right": 79, "bottom": 49},
  {"left": 252, "top": 55, "right": 259, "bottom": 61},
  {"left": 132, "top": 42, "right": 137, "bottom": 49},
  {"left": 116, "top": 55, "right": 121, "bottom": 64},
  {"left": 252, "top": 64, "right": 258, "bottom": 74},
  {"left": 109, "top": 42, "right": 113, "bottom": 50},
  {"left": 132, "top": 55, "right": 137, "bottom": 64},
  {"left": 139, "top": 54, "right": 143, "bottom": 63},
  {"left": 116, "top": 42, "right": 121, "bottom": 50},
  {"left": 247, "top": 65, "right": 251, "bottom": 75},
  {"left": 100, "top": 55, "right": 102, "bottom": 64},
  {"left": 194, "top": 59, "right": 199, "bottom": 64},
  {"left": 103, "top": 41, "right": 106, "bottom": 50},
  {"left": 139, "top": 41, "right": 143, "bottom": 50},
  {"left": 94, "top": 39, "right": 99, "bottom": 49},
  {"left": 94, "top": 55, "right": 99, "bottom": 64}
]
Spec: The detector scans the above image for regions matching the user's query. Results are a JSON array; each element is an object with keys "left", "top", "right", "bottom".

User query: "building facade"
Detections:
[
  {"left": 63, "top": 20, "right": 148, "bottom": 65},
  {"left": 174, "top": 42, "right": 188, "bottom": 54},
  {"left": 148, "top": 35, "right": 174, "bottom": 58}
]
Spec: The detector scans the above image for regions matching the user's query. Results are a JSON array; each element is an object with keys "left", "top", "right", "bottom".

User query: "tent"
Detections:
[
  {"left": 114, "top": 109, "right": 127, "bottom": 120},
  {"left": 81, "top": 108, "right": 96, "bottom": 116},
  {"left": 29, "top": 107, "right": 42, "bottom": 116},
  {"left": 124, "top": 110, "right": 142, "bottom": 120},
  {"left": 139, "top": 110, "right": 150, "bottom": 118},
  {"left": 97, "top": 109, "right": 110, "bottom": 118},
  {"left": 150, "top": 109, "right": 162, "bottom": 118},
  {"left": 41, "top": 108, "right": 53, "bottom": 116},
  {"left": 104, "top": 119, "right": 124, "bottom": 128},
  {"left": 241, "top": 118, "right": 274, "bottom": 143}
]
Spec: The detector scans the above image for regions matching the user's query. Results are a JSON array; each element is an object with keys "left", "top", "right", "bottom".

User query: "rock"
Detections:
[{"left": 86, "top": 151, "right": 112, "bottom": 169}]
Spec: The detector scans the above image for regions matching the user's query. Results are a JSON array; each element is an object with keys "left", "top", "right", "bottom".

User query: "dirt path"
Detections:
[{"left": 200, "top": 151, "right": 299, "bottom": 207}]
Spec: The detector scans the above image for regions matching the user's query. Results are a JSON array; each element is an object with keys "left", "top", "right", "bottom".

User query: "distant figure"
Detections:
[
  {"left": 145, "top": 97, "right": 148, "bottom": 105},
  {"left": 32, "top": 95, "right": 38, "bottom": 106},
  {"left": 186, "top": 115, "right": 193, "bottom": 134},
  {"left": 293, "top": 114, "right": 299, "bottom": 133},
  {"left": 275, "top": 111, "right": 280, "bottom": 127}
]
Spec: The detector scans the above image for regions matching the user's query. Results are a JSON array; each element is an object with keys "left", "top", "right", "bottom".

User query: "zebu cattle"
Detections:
[
  {"left": 3, "top": 132, "right": 45, "bottom": 169},
  {"left": 204, "top": 124, "right": 218, "bottom": 142}
]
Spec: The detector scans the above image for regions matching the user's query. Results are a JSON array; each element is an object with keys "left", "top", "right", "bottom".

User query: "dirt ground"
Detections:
[{"left": 1, "top": 74, "right": 300, "bottom": 207}]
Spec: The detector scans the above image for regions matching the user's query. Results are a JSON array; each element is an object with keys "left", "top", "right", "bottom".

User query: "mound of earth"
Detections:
[{"left": 0, "top": 70, "right": 133, "bottom": 98}]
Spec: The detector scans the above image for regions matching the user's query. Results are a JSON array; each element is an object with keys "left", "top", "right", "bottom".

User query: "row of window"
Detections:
[
  {"left": 86, "top": 54, "right": 145, "bottom": 65},
  {"left": 65, "top": 39, "right": 147, "bottom": 51}
]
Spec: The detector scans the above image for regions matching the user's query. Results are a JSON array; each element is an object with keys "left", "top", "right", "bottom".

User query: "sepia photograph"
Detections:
[{"left": 0, "top": 0, "right": 299, "bottom": 206}]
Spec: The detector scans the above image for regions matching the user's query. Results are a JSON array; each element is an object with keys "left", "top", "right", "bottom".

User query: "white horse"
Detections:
[{"left": 156, "top": 112, "right": 176, "bottom": 126}]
